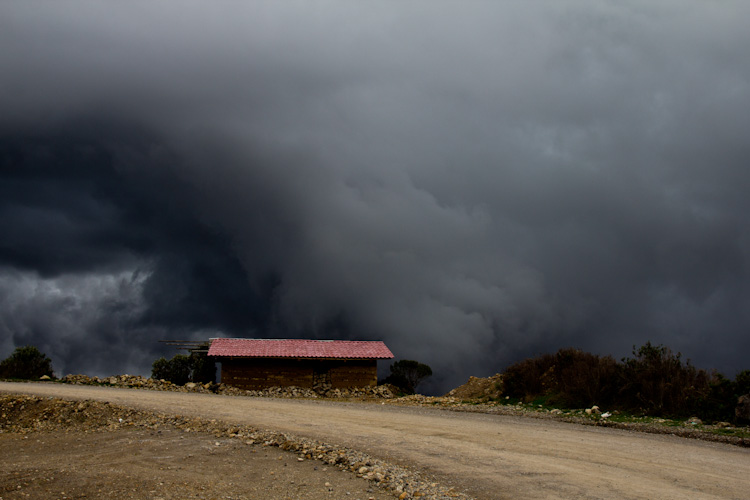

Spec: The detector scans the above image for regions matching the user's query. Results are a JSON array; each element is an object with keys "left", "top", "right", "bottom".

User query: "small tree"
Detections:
[
  {"left": 620, "top": 342, "right": 709, "bottom": 417},
  {"left": 736, "top": 370, "right": 750, "bottom": 396},
  {"left": 0, "top": 346, "right": 54, "bottom": 380},
  {"left": 383, "top": 359, "right": 432, "bottom": 394},
  {"left": 189, "top": 352, "right": 216, "bottom": 383},
  {"left": 151, "top": 357, "right": 172, "bottom": 381},
  {"left": 151, "top": 352, "right": 215, "bottom": 385},
  {"left": 551, "top": 348, "right": 620, "bottom": 408},
  {"left": 502, "top": 353, "right": 556, "bottom": 401}
]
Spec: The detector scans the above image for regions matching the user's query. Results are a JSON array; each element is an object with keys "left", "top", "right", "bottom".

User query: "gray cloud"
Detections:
[{"left": 1, "top": 1, "right": 749, "bottom": 391}]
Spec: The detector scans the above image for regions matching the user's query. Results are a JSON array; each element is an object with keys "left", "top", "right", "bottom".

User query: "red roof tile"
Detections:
[{"left": 207, "top": 338, "right": 394, "bottom": 359}]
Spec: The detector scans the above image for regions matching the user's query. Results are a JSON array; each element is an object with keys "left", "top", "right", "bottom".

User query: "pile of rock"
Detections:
[
  {"left": 59, "top": 374, "right": 103, "bottom": 385},
  {"left": 583, "top": 406, "right": 612, "bottom": 419},
  {"left": 58, "top": 374, "right": 395, "bottom": 399},
  {"left": 60, "top": 374, "right": 179, "bottom": 391},
  {"left": 313, "top": 383, "right": 394, "bottom": 399},
  {"left": 223, "top": 385, "right": 319, "bottom": 399},
  {"left": 443, "top": 374, "right": 504, "bottom": 401},
  {"left": 216, "top": 383, "right": 393, "bottom": 399}
]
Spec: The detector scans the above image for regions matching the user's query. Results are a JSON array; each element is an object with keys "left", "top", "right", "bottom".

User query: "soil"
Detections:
[
  {"left": 443, "top": 374, "right": 503, "bottom": 401},
  {"left": 3, "top": 382, "right": 750, "bottom": 500},
  {"left": 0, "top": 428, "right": 393, "bottom": 500},
  {"left": 0, "top": 392, "right": 458, "bottom": 500}
]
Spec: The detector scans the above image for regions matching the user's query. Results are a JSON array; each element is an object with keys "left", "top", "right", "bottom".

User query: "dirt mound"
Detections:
[
  {"left": 444, "top": 374, "right": 503, "bottom": 401},
  {"left": 1, "top": 394, "right": 168, "bottom": 433}
]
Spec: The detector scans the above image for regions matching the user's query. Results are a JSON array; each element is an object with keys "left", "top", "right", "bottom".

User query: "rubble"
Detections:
[{"left": 58, "top": 373, "right": 394, "bottom": 399}]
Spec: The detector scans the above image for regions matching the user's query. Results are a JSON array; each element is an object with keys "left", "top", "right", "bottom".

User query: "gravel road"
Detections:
[{"left": 2, "top": 382, "right": 748, "bottom": 500}]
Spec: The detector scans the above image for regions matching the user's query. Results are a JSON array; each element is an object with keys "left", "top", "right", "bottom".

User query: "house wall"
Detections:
[
  {"left": 328, "top": 359, "right": 378, "bottom": 388},
  {"left": 219, "top": 358, "right": 377, "bottom": 390}
]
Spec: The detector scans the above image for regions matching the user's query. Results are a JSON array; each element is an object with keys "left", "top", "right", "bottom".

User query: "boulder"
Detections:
[{"left": 585, "top": 406, "right": 601, "bottom": 416}]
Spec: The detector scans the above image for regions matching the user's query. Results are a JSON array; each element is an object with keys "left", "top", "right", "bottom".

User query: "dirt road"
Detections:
[{"left": 2, "top": 382, "right": 748, "bottom": 500}]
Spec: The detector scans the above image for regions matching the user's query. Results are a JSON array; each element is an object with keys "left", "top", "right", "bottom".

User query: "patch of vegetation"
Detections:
[
  {"left": 380, "top": 359, "right": 432, "bottom": 395},
  {"left": 496, "top": 396, "right": 521, "bottom": 405},
  {"left": 0, "top": 346, "right": 54, "bottom": 380},
  {"left": 151, "top": 352, "right": 215, "bottom": 385},
  {"left": 529, "top": 395, "right": 558, "bottom": 409},
  {"left": 710, "top": 427, "right": 750, "bottom": 439},
  {"left": 501, "top": 343, "right": 749, "bottom": 424}
]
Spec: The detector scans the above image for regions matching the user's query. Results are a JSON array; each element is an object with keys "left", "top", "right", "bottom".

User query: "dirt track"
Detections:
[{"left": 2, "top": 382, "right": 749, "bottom": 500}]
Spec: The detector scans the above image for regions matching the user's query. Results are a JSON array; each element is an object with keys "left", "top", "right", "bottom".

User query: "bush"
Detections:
[
  {"left": 736, "top": 370, "right": 750, "bottom": 396},
  {"left": 692, "top": 371, "right": 736, "bottom": 423},
  {"left": 550, "top": 348, "right": 619, "bottom": 408},
  {"left": 382, "top": 360, "right": 432, "bottom": 394},
  {"left": 619, "top": 342, "right": 710, "bottom": 418},
  {"left": 190, "top": 351, "right": 217, "bottom": 383},
  {"left": 502, "top": 353, "right": 555, "bottom": 401},
  {"left": 503, "top": 349, "right": 619, "bottom": 407},
  {"left": 0, "top": 346, "right": 54, "bottom": 380},
  {"left": 151, "top": 352, "right": 215, "bottom": 385},
  {"left": 500, "top": 342, "right": 748, "bottom": 422}
]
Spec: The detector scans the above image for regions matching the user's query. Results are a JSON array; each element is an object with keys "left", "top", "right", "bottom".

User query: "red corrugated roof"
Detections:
[{"left": 207, "top": 338, "right": 394, "bottom": 359}]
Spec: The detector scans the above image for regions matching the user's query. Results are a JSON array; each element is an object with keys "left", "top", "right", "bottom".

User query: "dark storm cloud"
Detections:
[
  {"left": 0, "top": 123, "right": 279, "bottom": 373},
  {"left": 1, "top": 1, "right": 749, "bottom": 390}
]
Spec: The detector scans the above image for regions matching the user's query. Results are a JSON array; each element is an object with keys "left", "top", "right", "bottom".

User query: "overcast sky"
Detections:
[{"left": 1, "top": 1, "right": 749, "bottom": 392}]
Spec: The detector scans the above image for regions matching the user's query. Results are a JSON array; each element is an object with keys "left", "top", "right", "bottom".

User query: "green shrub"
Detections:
[
  {"left": 502, "top": 353, "right": 555, "bottom": 401},
  {"left": 619, "top": 342, "right": 708, "bottom": 418},
  {"left": 190, "top": 351, "right": 216, "bottom": 383},
  {"left": 382, "top": 359, "right": 432, "bottom": 394},
  {"left": 151, "top": 352, "right": 215, "bottom": 385},
  {"left": 691, "top": 372, "right": 736, "bottom": 423},
  {"left": 500, "top": 342, "right": 748, "bottom": 423},
  {"left": 0, "top": 346, "right": 54, "bottom": 380},
  {"left": 736, "top": 370, "right": 750, "bottom": 396},
  {"left": 151, "top": 357, "right": 171, "bottom": 381},
  {"left": 503, "top": 349, "right": 618, "bottom": 407},
  {"left": 550, "top": 348, "right": 619, "bottom": 408}
]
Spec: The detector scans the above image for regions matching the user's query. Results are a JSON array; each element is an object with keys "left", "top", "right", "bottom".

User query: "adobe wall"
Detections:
[{"left": 219, "top": 358, "right": 377, "bottom": 390}]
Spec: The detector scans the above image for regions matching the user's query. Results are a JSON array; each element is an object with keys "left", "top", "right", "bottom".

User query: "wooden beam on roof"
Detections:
[{"left": 158, "top": 340, "right": 211, "bottom": 352}]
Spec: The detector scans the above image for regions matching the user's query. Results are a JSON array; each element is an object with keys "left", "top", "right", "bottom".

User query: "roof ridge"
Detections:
[
  {"left": 207, "top": 337, "right": 393, "bottom": 359},
  {"left": 212, "top": 338, "right": 383, "bottom": 342}
]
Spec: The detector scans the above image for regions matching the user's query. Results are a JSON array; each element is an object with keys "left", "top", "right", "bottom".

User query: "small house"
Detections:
[{"left": 207, "top": 338, "right": 394, "bottom": 390}]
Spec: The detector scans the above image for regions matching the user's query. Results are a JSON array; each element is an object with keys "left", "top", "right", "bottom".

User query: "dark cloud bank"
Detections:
[{"left": 2, "top": 2, "right": 749, "bottom": 393}]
